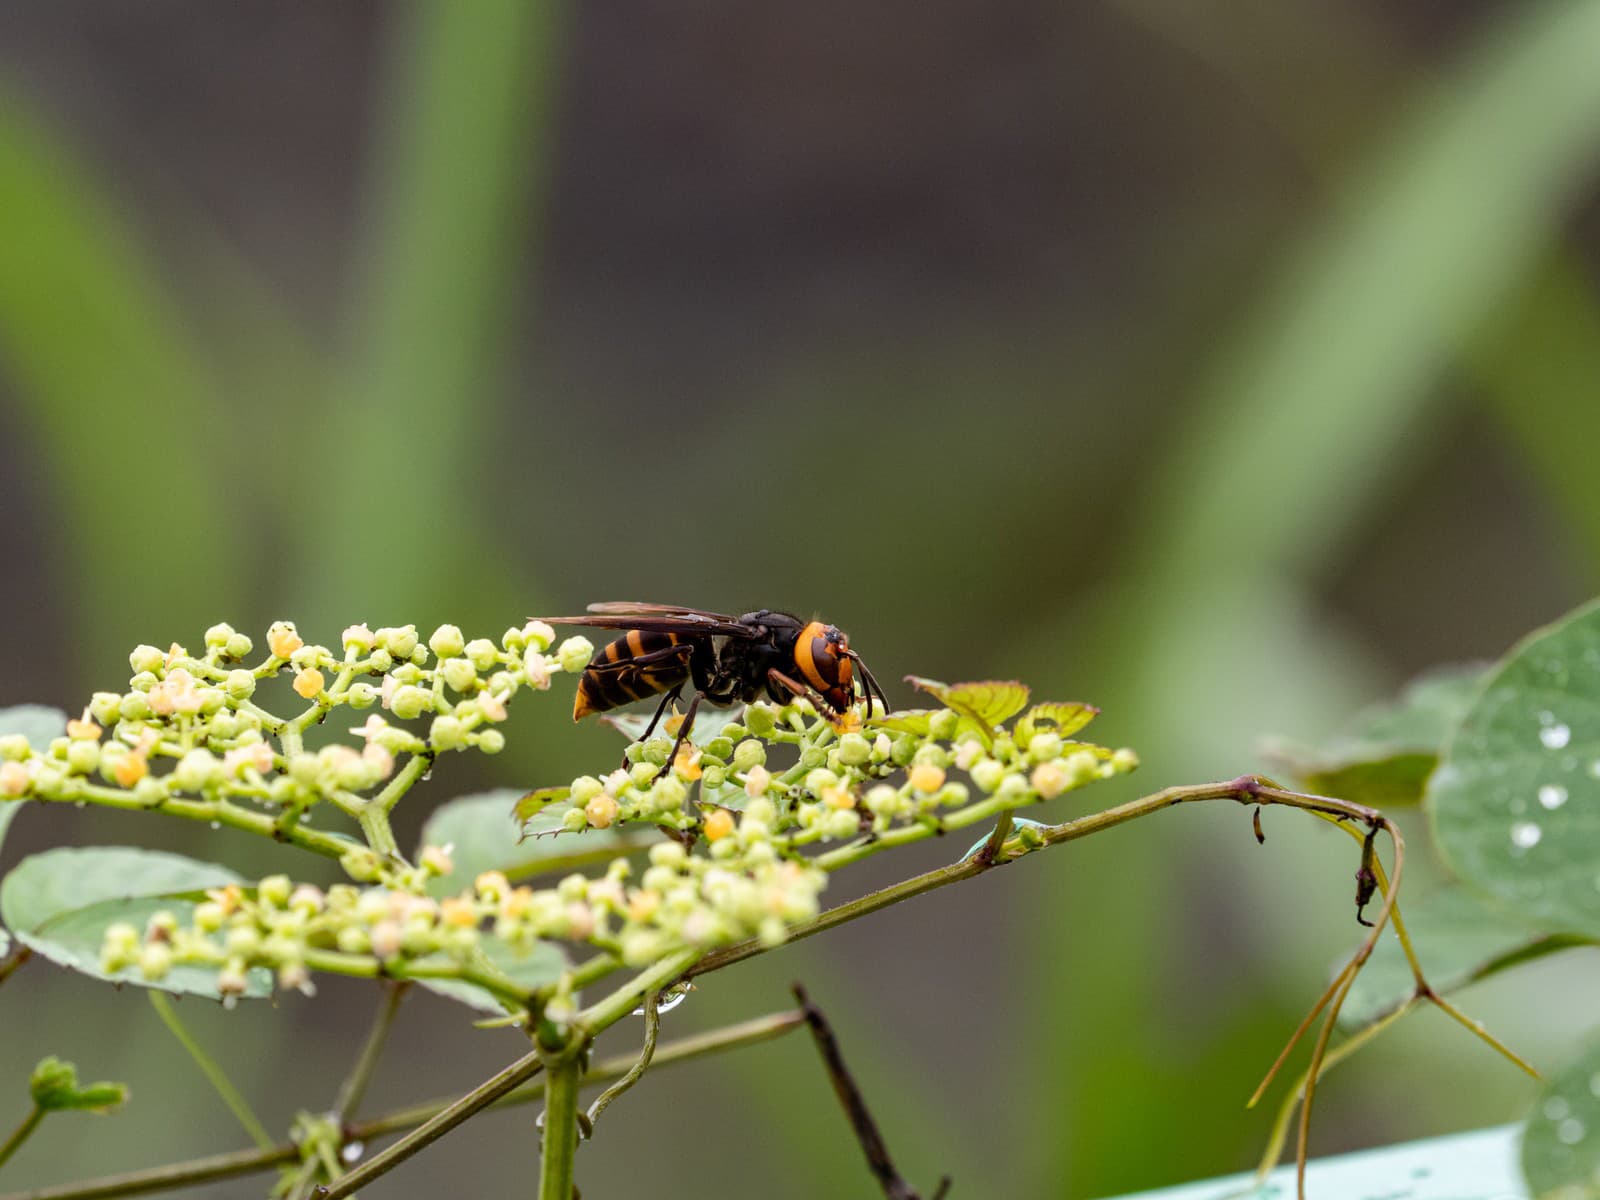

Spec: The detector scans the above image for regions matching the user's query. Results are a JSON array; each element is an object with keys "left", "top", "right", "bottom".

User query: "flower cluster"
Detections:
[
  {"left": 545, "top": 691, "right": 1139, "bottom": 854},
  {"left": 0, "top": 620, "right": 596, "bottom": 866}
]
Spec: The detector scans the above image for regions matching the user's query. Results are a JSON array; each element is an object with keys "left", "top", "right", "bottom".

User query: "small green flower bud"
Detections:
[
  {"left": 475, "top": 728, "right": 506, "bottom": 754},
  {"left": 89, "top": 692, "right": 122, "bottom": 725},
  {"left": 701, "top": 736, "right": 732, "bottom": 761},
  {"left": 66, "top": 740, "right": 100, "bottom": 775},
  {"left": 997, "top": 772, "right": 1029, "bottom": 802},
  {"left": 389, "top": 686, "right": 429, "bottom": 721},
  {"left": 864, "top": 784, "right": 900, "bottom": 816},
  {"left": 523, "top": 620, "right": 556, "bottom": 652},
  {"left": 204, "top": 623, "right": 236, "bottom": 650},
  {"left": 1112, "top": 748, "right": 1139, "bottom": 773},
  {"left": 174, "top": 750, "right": 222, "bottom": 792},
  {"left": 132, "top": 777, "right": 165, "bottom": 806},
  {"left": 652, "top": 775, "right": 687, "bottom": 811},
  {"left": 1028, "top": 732, "right": 1063, "bottom": 764},
  {"left": 732, "top": 739, "right": 766, "bottom": 772},
  {"left": 702, "top": 764, "right": 727, "bottom": 789},
  {"left": 380, "top": 625, "right": 419, "bottom": 659},
  {"left": 430, "top": 715, "right": 466, "bottom": 752},
  {"left": 337, "top": 926, "right": 371, "bottom": 955},
  {"left": 0, "top": 735, "right": 28, "bottom": 762},
  {"left": 720, "top": 722, "right": 748, "bottom": 741},
  {"left": 557, "top": 636, "right": 594, "bottom": 674},
  {"left": 805, "top": 768, "right": 839, "bottom": 795},
  {"left": 836, "top": 732, "right": 872, "bottom": 766},
  {"left": 119, "top": 693, "right": 152, "bottom": 722},
  {"left": 570, "top": 776, "right": 603, "bottom": 804},
  {"left": 798, "top": 746, "right": 827, "bottom": 771},
  {"left": 139, "top": 943, "right": 174, "bottom": 980},
  {"left": 631, "top": 761, "right": 661, "bottom": 788},
  {"left": 929, "top": 709, "right": 961, "bottom": 740},
  {"left": 640, "top": 738, "right": 672, "bottom": 767},
  {"left": 971, "top": 759, "right": 1007, "bottom": 793},
  {"left": 648, "top": 841, "right": 687, "bottom": 868},
  {"left": 823, "top": 809, "right": 860, "bottom": 839},
  {"left": 129, "top": 645, "right": 164, "bottom": 675},
  {"left": 890, "top": 735, "right": 918, "bottom": 766},
  {"left": 346, "top": 682, "right": 378, "bottom": 709},
  {"left": 440, "top": 657, "right": 476, "bottom": 693},
  {"left": 939, "top": 781, "right": 971, "bottom": 808},
  {"left": 744, "top": 703, "right": 778, "bottom": 737},
  {"left": 562, "top": 807, "right": 590, "bottom": 833},
  {"left": 196, "top": 688, "right": 227, "bottom": 716},
  {"left": 224, "top": 632, "right": 253, "bottom": 659},
  {"left": 259, "top": 875, "right": 292, "bottom": 908},
  {"left": 912, "top": 744, "right": 950, "bottom": 769},
  {"left": 224, "top": 669, "right": 256, "bottom": 699},
  {"left": 464, "top": 638, "right": 498, "bottom": 671},
  {"left": 367, "top": 648, "right": 394, "bottom": 674}
]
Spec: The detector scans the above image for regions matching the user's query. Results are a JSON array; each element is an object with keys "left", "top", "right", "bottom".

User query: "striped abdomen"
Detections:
[{"left": 573, "top": 630, "right": 692, "bottom": 719}]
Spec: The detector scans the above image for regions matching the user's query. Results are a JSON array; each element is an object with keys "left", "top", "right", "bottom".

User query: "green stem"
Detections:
[
  {"left": 537, "top": 1052, "right": 582, "bottom": 1200},
  {"left": 584, "top": 990, "right": 659, "bottom": 1133},
  {"left": 296, "top": 948, "right": 529, "bottom": 1010},
  {"left": 355, "top": 807, "right": 401, "bottom": 859},
  {"left": 335, "top": 983, "right": 409, "bottom": 1122},
  {"left": 147, "top": 992, "right": 274, "bottom": 1149},
  {"left": 46, "top": 783, "right": 352, "bottom": 861},
  {"left": 0, "top": 1142, "right": 298, "bottom": 1200},
  {"left": 0, "top": 946, "right": 31, "bottom": 990},
  {"left": 374, "top": 754, "right": 433, "bottom": 817},
  {"left": 0, "top": 1108, "right": 42, "bottom": 1171}
]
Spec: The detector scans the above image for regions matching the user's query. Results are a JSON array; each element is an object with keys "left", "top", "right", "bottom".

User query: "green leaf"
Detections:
[
  {"left": 29, "top": 1056, "right": 128, "bottom": 1113},
  {"left": 1338, "top": 885, "right": 1582, "bottom": 1031},
  {"left": 1430, "top": 599, "right": 1600, "bottom": 939},
  {"left": 1270, "top": 665, "right": 1488, "bottom": 807},
  {"left": 414, "top": 935, "right": 566, "bottom": 1014},
  {"left": 905, "top": 678, "right": 1030, "bottom": 728},
  {"left": 0, "top": 705, "right": 69, "bottom": 747},
  {"left": 864, "top": 710, "right": 936, "bottom": 737},
  {"left": 1015, "top": 702, "right": 1100, "bottom": 746},
  {"left": 598, "top": 706, "right": 745, "bottom": 746},
  {"left": 420, "top": 789, "right": 644, "bottom": 897},
  {"left": 1522, "top": 1035, "right": 1600, "bottom": 1199},
  {"left": 0, "top": 847, "right": 270, "bottom": 999},
  {"left": 512, "top": 786, "right": 570, "bottom": 827}
]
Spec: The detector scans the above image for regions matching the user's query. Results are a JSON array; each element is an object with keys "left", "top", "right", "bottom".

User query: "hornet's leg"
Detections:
[
  {"left": 663, "top": 690, "right": 704, "bottom": 775},
  {"left": 767, "top": 667, "right": 843, "bottom": 724}
]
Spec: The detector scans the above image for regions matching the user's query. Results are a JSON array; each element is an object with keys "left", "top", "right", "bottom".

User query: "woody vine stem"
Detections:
[{"left": 0, "top": 622, "right": 1537, "bottom": 1200}]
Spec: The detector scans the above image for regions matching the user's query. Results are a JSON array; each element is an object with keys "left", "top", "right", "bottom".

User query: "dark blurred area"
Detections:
[{"left": 2, "top": 1, "right": 1599, "bottom": 1197}]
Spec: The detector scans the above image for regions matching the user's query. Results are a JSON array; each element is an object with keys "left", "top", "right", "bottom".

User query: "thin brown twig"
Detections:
[{"left": 793, "top": 983, "right": 944, "bottom": 1200}]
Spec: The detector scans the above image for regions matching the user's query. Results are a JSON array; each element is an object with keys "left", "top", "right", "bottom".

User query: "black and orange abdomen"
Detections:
[{"left": 573, "top": 630, "right": 692, "bottom": 719}]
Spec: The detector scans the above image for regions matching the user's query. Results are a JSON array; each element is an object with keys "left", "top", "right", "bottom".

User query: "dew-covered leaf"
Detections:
[
  {"left": 599, "top": 706, "right": 745, "bottom": 746},
  {"left": 1522, "top": 1035, "right": 1600, "bottom": 1198},
  {"left": 1015, "top": 702, "right": 1100, "bottom": 746},
  {"left": 906, "top": 678, "right": 1030, "bottom": 728},
  {"left": 414, "top": 935, "right": 566, "bottom": 1014},
  {"left": 960, "top": 818, "right": 1051, "bottom": 862},
  {"left": 1269, "top": 664, "right": 1487, "bottom": 807},
  {"left": 0, "top": 847, "right": 270, "bottom": 999},
  {"left": 423, "top": 789, "right": 644, "bottom": 897},
  {"left": 1430, "top": 599, "right": 1600, "bottom": 938},
  {"left": 1338, "top": 885, "right": 1581, "bottom": 1030}
]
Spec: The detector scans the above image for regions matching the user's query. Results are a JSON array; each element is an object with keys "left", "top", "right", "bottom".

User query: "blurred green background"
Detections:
[{"left": 3, "top": 1, "right": 1600, "bottom": 1196}]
